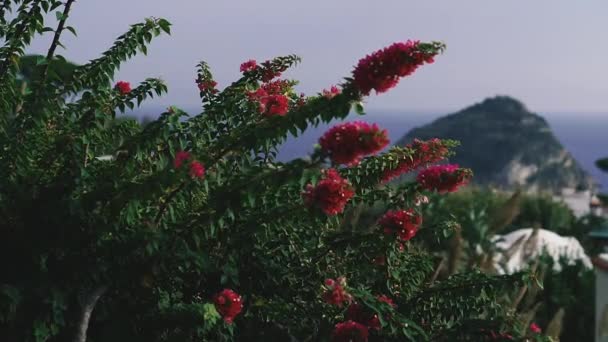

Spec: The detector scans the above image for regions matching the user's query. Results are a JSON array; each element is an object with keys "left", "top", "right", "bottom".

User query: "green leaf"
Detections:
[
  {"left": 596, "top": 158, "right": 608, "bottom": 172},
  {"left": 65, "top": 26, "right": 77, "bottom": 37},
  {"left": 158, "top": 19, "right": 172, "bottom": 34},
  {"left": 55, "top": 11, "right": 67, "bottom": 21},
  {"left": 35, "top": 56, "right": 48, "bottom": 65},
  {"left": 353, "top": 102, "right": 365, "bottom": 115}
]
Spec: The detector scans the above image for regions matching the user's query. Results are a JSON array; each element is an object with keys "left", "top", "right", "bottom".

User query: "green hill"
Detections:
[{"left": 398, "top": 96, "right": 593, "bottom": 192}]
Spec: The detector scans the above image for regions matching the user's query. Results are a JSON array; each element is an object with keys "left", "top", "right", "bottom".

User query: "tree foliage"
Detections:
[{"left": 0, "top": 3, "right": 546, "bottom": 341}]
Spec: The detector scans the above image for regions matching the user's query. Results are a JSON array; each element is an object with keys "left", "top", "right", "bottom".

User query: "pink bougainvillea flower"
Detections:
[
  {"left": 332, "top": 320, "right": 369, "bottom": 342},
  {"left": 319, "top": 121, "right": 389, "bottom": 165},
  {"left": 173, "top": 151, "right": 191, "bottom": 169},
  {"left": 240, "top": 59, "right": 258, "bottom": 73},
  {"left": 303, "top": 169, "right": 355, "bottom": 215},
  {"left": 378, "top": 209, "right": 422, "bottom": 242},
  {"left": 260, "top": 94, "right": 289, "bottom": 116},
  {"left": 352, "top": 40, "right": 438, "bottom": 95},
  {"left": 416, "top": 164, "right": 471, "bottom": 193},
  {"left": 322, "top": 277, "right": 352, "bottom": 307},
  {"left": 114, "top": 81, "right": 131, "bottom": 95},
  {"left": 213, "top": 289, "right": 243, "bottom": 324},
  {"left": 261, "top": 79, "right": 292, "bottom": 95},
  {"left": 382, "top": 138, "right": 449, "bottom": 182},
  {"left": 529, "top": 323, "right": 541, "bottom": 334},
  {"left": 196, "top": 79, "right": 218, "bottom": 93},
  {"left": 189, "top": 161, "right": 205, "bottom": 179},
  {"left": 322, "top": 85, "right": 341, "bottom": 99},
  {"left": 247, "top": 80, "right": 292, "bottom": 116}
]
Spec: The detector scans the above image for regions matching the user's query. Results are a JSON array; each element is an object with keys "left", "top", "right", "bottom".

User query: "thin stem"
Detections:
[
  {"left": 154, "top": 181, "right": 187, "bottom": 225},
  {"left": 39, "top": 0, "right": 75, "bottom": 84}
]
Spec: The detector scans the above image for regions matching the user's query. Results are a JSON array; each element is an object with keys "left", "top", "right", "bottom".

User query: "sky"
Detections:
[{"left": 27, "top": 0, "right": 608, "bottom": 114}]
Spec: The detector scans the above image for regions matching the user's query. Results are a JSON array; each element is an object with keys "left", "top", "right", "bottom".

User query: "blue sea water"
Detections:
[{"left": 275, "top": 111, "right": 608, "bottom": 192}]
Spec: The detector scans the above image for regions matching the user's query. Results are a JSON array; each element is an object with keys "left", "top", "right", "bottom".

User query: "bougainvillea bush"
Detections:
[{"left": 0, "top": 2, "right": 547, "bottom": 341}]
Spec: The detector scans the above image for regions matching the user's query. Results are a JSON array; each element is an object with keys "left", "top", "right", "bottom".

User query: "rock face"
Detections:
[{"left": 398, "top": 96, "right": 593, "bottom": 192}]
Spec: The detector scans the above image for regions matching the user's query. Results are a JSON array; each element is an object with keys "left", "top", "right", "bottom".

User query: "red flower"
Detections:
[
  {"left": 319, "top": 121, "right": 389, "bottom": 165},
  {"left": 260, "top": 94, "right": 289, "bottom": 116},
  {"left": 260, "top": 79, "right": 292, "bottom": 94},
  {"left": 114, "top": 81, "right": 131, "bottom": 95},
  {"left": 322, "top": 277, "right": 352, "bottom": 307},
  {"left": 332, "top": 321, "right": 369, "bottom": 342},
  {"left": 197, "top": 80, "right": 218, "bottom": 93},
  {"left": 382, "top": 138, "right": 449, "bottom": 182},
  {"left": 322, "top": 85, "right": 341, "bottom": 99},
  {"left": 247, "top": 80, "right": 292, "bottom": 116},
  {"left": 174, "top": 151, "right": 191, "bottom": 169},
  {"left": 247, "top": 88, "right": 268, "bottom": 101},
  {"left": 378, "top": 209, "right": 422, "bottom": 242},
  {"left": 345, "top": 303, "right": 374, "bottom": 328},
  {"left": 529, "top": 322, "right": 541, "bottom": 334},
  {"left": 377, "top": 295, "right": 396, "bottom": 308},
  {"left": 303, "top": 169, "right": 355, "bottom": 215},
  {"left": 352, "top": 40, "right": 438, "bottom": 95},
  {"left": 240, "top": 59, "right": 258, "bottom": 73},
  {"left": 213, "top": 289, "right": 243, "bottom": 324},
  {"left": 189, "top": 161, "right": 205, "bottom": 179},
  {"left": 416, "top": 164, "right": 471, "bottom": 193}
]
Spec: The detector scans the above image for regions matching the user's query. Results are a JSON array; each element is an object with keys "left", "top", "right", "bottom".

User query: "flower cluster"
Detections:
[
  {"left": 332, "top": 320, "right": 369, "bottom": 342},
  {"left": 196, "top": 79, "right": 218, "bottom": 94},
  {"left": 319, "top": 121, "right": 389, "bottom": 165},
  {"left": 322, "top": 85, "right": 341, "bottom": 99},
  {"left": 173, "top": 151, "right": 206, "bottom": 179},
  {"left": 382, "top": 138, "right": 449, "bottom": 182},
  {"left": 260, "top": 60, "right": 285, "bottom": 82},
  {"left": 262, "top": 94, "right": 289, "bottom": 116},
  {"left": 303, "top": 169, "right": 355, "bottom": 215},
  {"left": 378, "top": 209, "right": 422, "bottom": 242},
  {"left": 189, "top": 161, "right": 205, "bottom": 178},
  {"left": 416, "top": 164, "right": 471, "bottom": 193},
  {"left": 247, "top": 80, "right": 292, "bottom": 117},
  {"left": 352, "top": 40, "right": 438, "bottom": 95},
  {"left": 114, "top": 81, "right": 131, "bottom": 95},
  {"left": 240, "top": 59, "right": 258, "bottom": 73},
  {"left": 529, "top": 323, "right": 541, "bottom": 334},
  {"left": 260, "top": 79, "right": 292, "bottom": 94},
  {"left": 345, "top": 295, "right": 396, "bottom": 331},
  {"left": 213, "top": 289, "right": 243, "bottom": 324},
  {"left": 322, "top": 277, "right": 352, "bottom": 307}
]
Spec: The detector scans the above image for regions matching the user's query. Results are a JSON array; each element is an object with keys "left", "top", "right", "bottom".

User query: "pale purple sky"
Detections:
[{"left": 28, "top": 0, "right": 608, "bottom": 113}]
